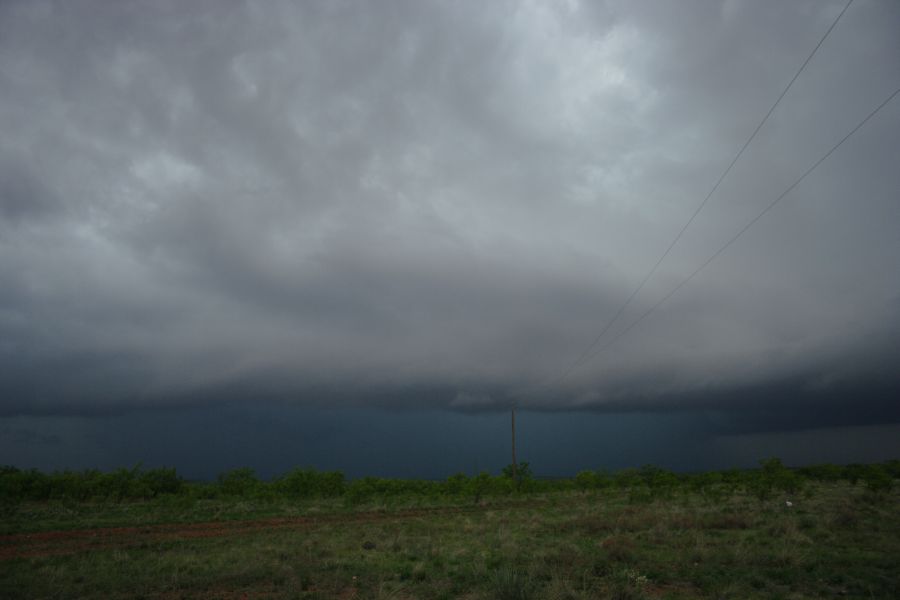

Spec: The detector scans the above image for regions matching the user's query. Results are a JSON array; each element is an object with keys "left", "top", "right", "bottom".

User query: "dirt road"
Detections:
[{"left": 0, "top": 501, "right": 531, "bottom": 561}]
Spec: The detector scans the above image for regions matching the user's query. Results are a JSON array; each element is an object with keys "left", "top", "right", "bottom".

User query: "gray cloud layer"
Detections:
[{"left": 1, "top": 0, "right": 898, "bottom": 417}]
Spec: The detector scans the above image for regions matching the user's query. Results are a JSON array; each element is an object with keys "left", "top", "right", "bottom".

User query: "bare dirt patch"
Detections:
[{"left": 0, "top": 501, "right": 540, "bottom": 561}]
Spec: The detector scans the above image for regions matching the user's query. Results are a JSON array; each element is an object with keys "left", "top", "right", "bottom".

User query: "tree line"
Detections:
[{"left": 0, "top": 458, "right": 896, "bottom": 504}]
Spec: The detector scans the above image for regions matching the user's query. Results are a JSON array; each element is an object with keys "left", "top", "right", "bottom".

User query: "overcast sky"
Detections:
[{"left": 1, "top": 1, "right": 899, "bottom": 474}]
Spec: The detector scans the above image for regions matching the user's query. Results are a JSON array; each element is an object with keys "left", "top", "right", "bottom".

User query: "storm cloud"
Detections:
[{"left": 1, "top": 0, "right": 898, "bottom": 425}]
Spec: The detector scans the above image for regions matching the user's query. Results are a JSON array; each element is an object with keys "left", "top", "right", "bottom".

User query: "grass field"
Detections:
[{"left": 1, "top": 481, "right": 898, "bottom": 599}]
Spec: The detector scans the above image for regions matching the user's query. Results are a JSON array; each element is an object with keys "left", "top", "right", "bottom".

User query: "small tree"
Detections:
[
  {"left": 502, "top": 461, "right": 532, "bottom": 480},
  {"left": 445, "top": 472, "right": 468, "bottom": 496},
  {"left": 217, "top": 468, "right": 260, "bottom": 497},
  {"left": 575, "top": 470, "right": 599, "bottom": 493},
  {"left": 862, "top": 465, "right": 893, "bottom": 496}
]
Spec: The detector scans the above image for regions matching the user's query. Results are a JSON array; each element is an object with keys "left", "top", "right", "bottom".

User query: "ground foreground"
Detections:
[{"left": 1, "top": 483, "right": 898, "bottom": 599}]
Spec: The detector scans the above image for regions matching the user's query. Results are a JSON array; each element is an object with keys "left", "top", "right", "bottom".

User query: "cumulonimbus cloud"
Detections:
[{"left": 0, "top": 0, "right": 898, "bottom": 419}]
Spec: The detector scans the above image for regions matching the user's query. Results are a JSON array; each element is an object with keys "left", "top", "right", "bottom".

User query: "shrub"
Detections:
[
  {"left": 882, "top": 460, "right": 900, "bottom": 478},
  {"left": 639, "top": 465, "right": 679, "bottom": 498},
  {"left": 0, "top": 465, "right": 185, "bottom": 502},
  {"left": 274, "top": 468, "right": 344, "bottom": 498},
  {"left": 0, "top": 467, "right": 51, "bottom": 502},
  {"left": 445, "top": 472, "right": 468, "bottom": 496},
  {"left": 614, "top": 468, "right": 641, "bottom": 489},
  {"left": 217, "top": 468, "right": 261, "bottom": 497},
  {"left": 140, "top": 467, "right": 184, "bottom": 497},
  {"left": 575, "top": 470, "right": 599, "bottom": 492},
  {"left": 797, "top": 463, "right": 843, "bottom": 482},
  {"left": 861, "top": 465, "right": 893, "bottom": 495},
  {"left": 492, "top": 567, "right": 533, "bottom": 600},
  {"left": 757, "top": 457, "right": 804, "bottom": 496},
  {"left": 501, "top": 462, "right": 533, "bottom": 481},
  {"left": 465, "top": 471, "right": 493, "bottom": 502},
  {"left": 843, "top": 463, "right": 866, "bottom": 485}
]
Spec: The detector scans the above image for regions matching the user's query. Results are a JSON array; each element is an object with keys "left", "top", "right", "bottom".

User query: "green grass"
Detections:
[
  {"left": 1, "top": 482, "right": 898, "bottom": 599},
  {"left": 0, "top": 493, "right": 549, "bottom": 535}
]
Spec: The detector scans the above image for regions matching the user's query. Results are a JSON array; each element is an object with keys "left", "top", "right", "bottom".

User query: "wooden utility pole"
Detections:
[{"left": 511, "top": 405, "right": 517, "bottom": 483}]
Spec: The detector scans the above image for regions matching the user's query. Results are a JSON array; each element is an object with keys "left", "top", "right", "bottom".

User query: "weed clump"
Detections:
[
  {"left": 493, "top": 566, "right": 534, "bottom": 600},
  {"left": 600, "top": 535, "right": 636, "bottom": 562}
]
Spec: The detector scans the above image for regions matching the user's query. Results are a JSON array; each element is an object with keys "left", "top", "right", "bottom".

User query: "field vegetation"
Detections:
[{"left": 1, "top": 459, "right": 898, "bottom": 599}]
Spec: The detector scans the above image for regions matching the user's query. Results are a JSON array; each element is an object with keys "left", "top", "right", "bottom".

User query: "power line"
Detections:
[
  {"left": 548, "top": 0, "right": 855, "bottom": 387},
  {"left": 579, "top": 84, "right": 900, "bottom": 368}
]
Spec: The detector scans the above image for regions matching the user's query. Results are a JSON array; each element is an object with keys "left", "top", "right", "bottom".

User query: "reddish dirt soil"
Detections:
[{"left": 0, "top": 502, "right": 530, "bottom": 561}]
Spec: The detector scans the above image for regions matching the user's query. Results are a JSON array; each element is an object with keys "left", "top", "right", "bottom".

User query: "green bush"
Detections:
[
  {"left": 465, "top": 471, "right": 495, "bottom": 501},
  {"left": 797, "top": 463, "right": 843, "bottom": 482},
  {"left": 141, "top": 467, "right": 184, "bottom": 497},
  {"left": 882, "top": 460, "right": 900, "bottom": 478},
  {"left": 2, "top": 459, "right": 896, "bottom": 507},
  {"left": 575, "top": 470, "right": 599, "bottom": 492},
  {"left": 861, "top": 465, "right": 893, "bottom": 495},
  {"left": 639, "top": 464, "right": 679, "bottom": 498},
  {"left": 614, "top": 468, "right": 641, "bottom": 489},
  {"left": 217, "top": 468, "right": 261, "bottom": 497},
  {"left": 274, "top": 468, "right": 344, "bottom": 498},
  {"left": 501, "top": 462, "right": 533, "bottom": 481},
  {"left": 0, "top": 465, "right": 185, "bottom": 502},
  {"left": 758, "top": 457, "right": 804, "bottom": 496},
  {"left": 445, "top": 472, "right": 469, "bottom": 496},
  {"left": 843, "top": 463, "right": 866, "bottom": 485}
]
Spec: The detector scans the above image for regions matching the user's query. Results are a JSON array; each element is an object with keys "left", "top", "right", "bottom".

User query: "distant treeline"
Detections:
[{"left": 0, "top": 459, "right": 896, "bottom": 504}]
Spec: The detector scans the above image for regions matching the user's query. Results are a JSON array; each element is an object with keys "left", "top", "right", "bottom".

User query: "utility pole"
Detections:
[{"left": 511, "top": 405, "right": 517, "bottom": 483}]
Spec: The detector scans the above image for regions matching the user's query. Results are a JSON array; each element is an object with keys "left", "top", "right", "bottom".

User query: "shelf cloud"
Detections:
[{"left": 1, "top": 0, "right": 898, "bottom": 427}]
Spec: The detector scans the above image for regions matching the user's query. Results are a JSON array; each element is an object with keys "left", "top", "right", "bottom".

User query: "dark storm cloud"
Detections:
[
  {"left": 1, "top": 0, "right": 898, "bottom": 425},
  {"left": 0, "top": 152, "right": 61, "bottom": 221},
  {"left": 5, "top": 406, "right": 900, "bottom": 480}
]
